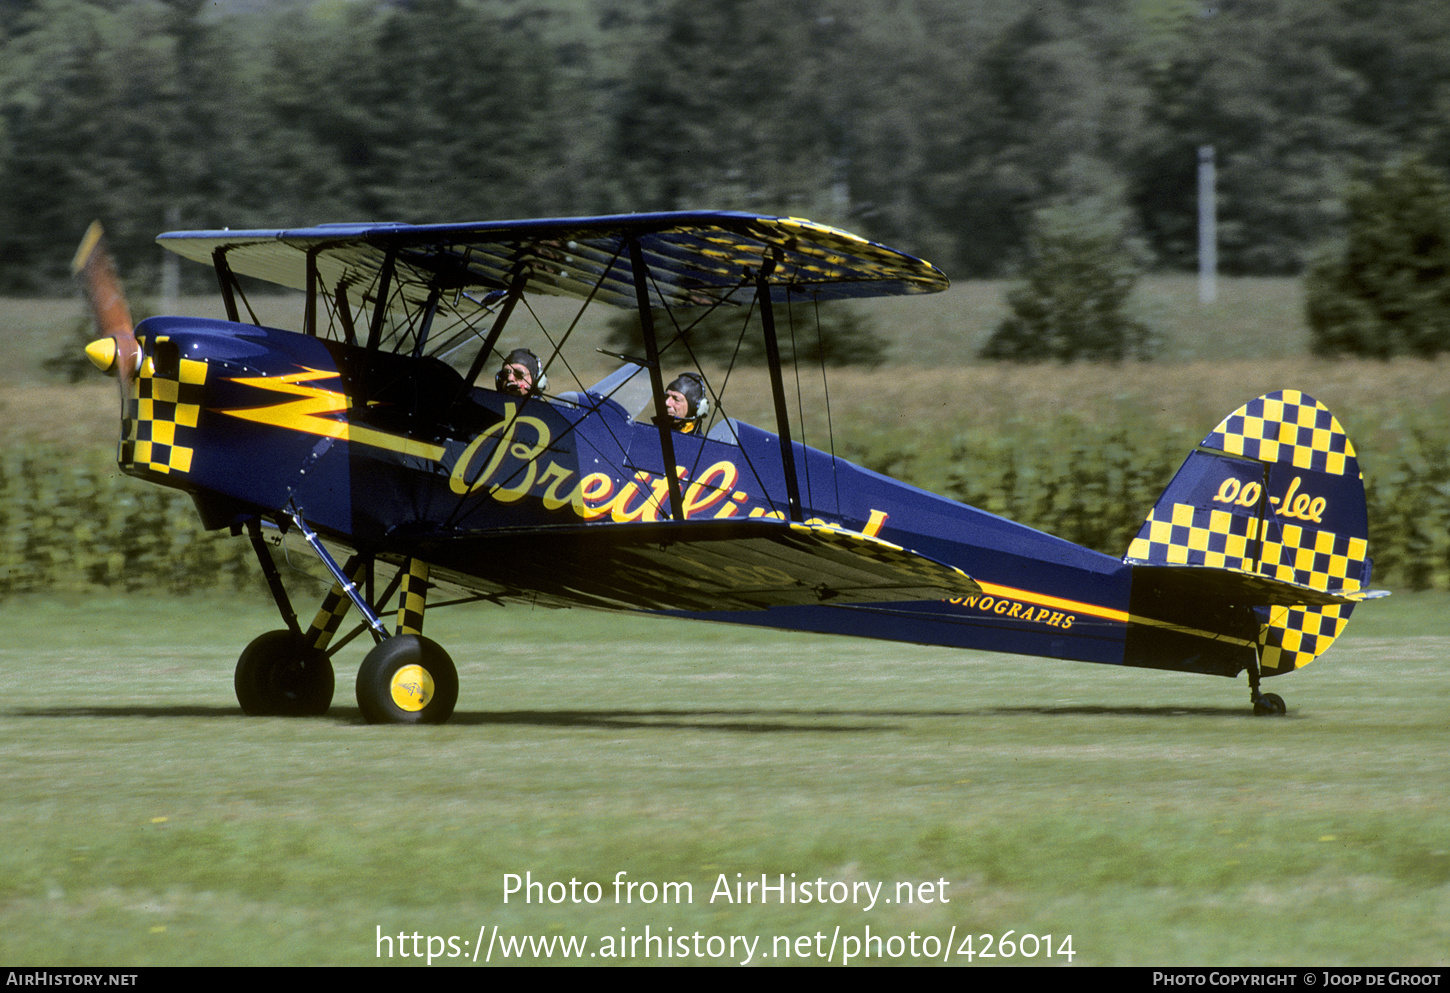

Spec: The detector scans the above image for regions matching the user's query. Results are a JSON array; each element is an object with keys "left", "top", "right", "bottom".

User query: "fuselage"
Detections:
[{"left": 119, "top": 316, "right": 1250, "bottom": 678}]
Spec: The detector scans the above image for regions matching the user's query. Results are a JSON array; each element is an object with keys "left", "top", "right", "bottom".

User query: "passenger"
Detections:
[
  {"left": 663, "top": 372, "right": 710, "bottom": 434},
  {"left": 495, "top": 348, "right": 547, "bottom": 398}
]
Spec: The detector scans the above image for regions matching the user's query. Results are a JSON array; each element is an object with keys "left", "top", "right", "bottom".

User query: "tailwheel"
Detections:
[
  {"left": 356, "top": 635, "right": 459, "bottom": 725},
  {"left": 1246, "top": 650, "right": 1287, "bottom": 717},
  {"left": 235, "top": 630, "right": 335, "bottom": 716},
  {"left": 1253, "top": 692, "right": 1287, "bottom": 717}
]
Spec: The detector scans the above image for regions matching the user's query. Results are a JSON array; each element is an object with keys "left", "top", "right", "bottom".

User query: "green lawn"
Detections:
[{"left": 0, "top": 592, "right": 1445, "bottom": 966}]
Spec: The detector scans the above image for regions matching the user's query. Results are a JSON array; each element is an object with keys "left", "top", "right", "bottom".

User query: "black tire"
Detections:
[
  {"left": 1253, "top": 692, "right": 1287, "bottom": 717},
  {"left": 355, "top": 635, "right": 459, "bottom": 725},
  {"left": 235, "top": 630, "right": 335, "bottom": 716}
]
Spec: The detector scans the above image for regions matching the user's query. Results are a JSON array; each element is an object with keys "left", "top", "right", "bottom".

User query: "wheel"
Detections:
[
  {"left": 235, "top": 630, "right": 335, "bottom": 716},
  {"left": 355, "top": 635, "right": 459, "bottom": 725},
  {"left": 1253, "top": 692, "right": 1287, "bottom": 717}
]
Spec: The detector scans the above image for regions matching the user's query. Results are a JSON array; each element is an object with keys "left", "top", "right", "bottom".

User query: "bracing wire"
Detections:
[
  {"left": 813, "top": 295, "right": 842, "bottom": 520},
  {"left": 784, "top": 291, "right": 814, "bottom": 513},
  {"left": 636, "top": 264, "right": 786, "bottom": 521}
]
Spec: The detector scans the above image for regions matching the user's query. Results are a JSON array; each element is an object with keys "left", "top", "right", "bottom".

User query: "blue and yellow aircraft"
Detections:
[{"left": 75, "top": 212, "right": 1385, "bottom": 724}]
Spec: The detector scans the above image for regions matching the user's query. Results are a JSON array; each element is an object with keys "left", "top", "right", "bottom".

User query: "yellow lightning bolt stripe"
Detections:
[
  {"left": 222, "top": 368, "right": 447, "bottom": 460},
  {"left": 975, "top": 581, "right": 1256, "bottom": 648},
  {"left": 976, "top": 581, "right": 1129, "bottom": 624}
]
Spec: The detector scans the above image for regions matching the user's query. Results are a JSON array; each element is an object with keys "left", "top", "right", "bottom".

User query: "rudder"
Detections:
[{"left": 1124, "top": 390, "right": 1378, "bottom": 675}]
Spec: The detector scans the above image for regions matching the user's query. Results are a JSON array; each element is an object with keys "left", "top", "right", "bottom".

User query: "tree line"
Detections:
[{"left": 2, "top": 0, "right": 1449, "bottom": 299}]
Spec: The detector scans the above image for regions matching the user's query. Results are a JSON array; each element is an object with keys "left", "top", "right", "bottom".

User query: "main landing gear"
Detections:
[
  {"left": 235, "top": 629, "right": 334, "bottom": 716},
  {"left": 355, "top": 634, "right": 459, "bottom": 725},
  {"left": 237, "top": 517, "right": 459, "bottom": 725}
]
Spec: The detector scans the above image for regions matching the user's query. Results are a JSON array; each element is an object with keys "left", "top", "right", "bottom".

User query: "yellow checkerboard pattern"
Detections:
[
  {"left": 1258, "top": 604, "right": 1349, "bottom": 671},
  {"left": 1203, "top": 389, "right": 1357, "bottom": 476},
  {"left": 1127, "top": 390, "right": 1371, "bottom": 672},
  {"left": 121, "top": 345, "right": 207, "bottom": 475},
  {"left": 1126, "top": 502, "right": 1367, "bottom": 594},
  {"left": 396, "top": 559, "right": 431, "bottom": 636},
  {"left": 1126, "top": 503, "right": 1260, "bottom": 572},
  {"left": 1255, "top": 523, "right": 1369, "bottom": 592},
  {"left": 306, "top": 561, "right": 366, "bottom": 651},
  {"left": 1126, "top": 500, "right": 1364, "bottom": 671}
]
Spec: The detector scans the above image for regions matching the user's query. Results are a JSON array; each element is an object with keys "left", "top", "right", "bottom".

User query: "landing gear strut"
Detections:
[
  {"left": 1247, "top": 652, "right": 1287, "bottom": 717},
  {"left": 355, "top": 559, "right": 459, "bottom": 724},
  {"left": 240, "top": 517, "right": 458, "bottom": 724}
]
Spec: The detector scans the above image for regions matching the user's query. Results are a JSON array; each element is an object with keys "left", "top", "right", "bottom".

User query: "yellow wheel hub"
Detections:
[{"left": 389, "top": 663, "right": 434, "bottom": 712}]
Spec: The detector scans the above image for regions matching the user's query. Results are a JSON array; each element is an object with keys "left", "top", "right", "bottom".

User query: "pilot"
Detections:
[
  {"left": 663, "top": 372, "right": 710, "bottom": 434},
  {"left": 495, "top": 348, "right": 547, "bottom": 398}
]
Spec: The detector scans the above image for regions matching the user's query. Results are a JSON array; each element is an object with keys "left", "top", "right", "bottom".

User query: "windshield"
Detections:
[{"left": 586, "top": 363, "right": 655, "bottom": 421}]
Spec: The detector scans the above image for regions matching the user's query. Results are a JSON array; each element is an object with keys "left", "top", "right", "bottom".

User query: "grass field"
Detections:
[{"left": 1, "top": 592, "right": 1446, "bottom": 966}]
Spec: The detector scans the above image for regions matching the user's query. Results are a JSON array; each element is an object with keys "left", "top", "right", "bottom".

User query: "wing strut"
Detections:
[
  {"left": 304, "top": 244, "right": 321, "bottom": 336},
  {"left": 628, "top": 236, "right": 686, "bottom": 522},
  {"left": 214, "top": 246, "right": 240, "bottom": 322},
  {"left": 756, "top": 253, "right": 803, "bottom": 522},
  {"left": 463, "top": 265, "right": 530, "bottom": 386},
  {"left": 412, "top": 284, "right": 442, "bottom": 358},
  {"left": 334, "top": 282, "right": 358, "bottom": 345},
  {"left": 366, "top": 248, "right": 398, "bottom": 351}
]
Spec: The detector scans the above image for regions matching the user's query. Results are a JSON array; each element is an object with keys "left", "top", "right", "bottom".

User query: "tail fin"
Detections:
[{"left": 1125, "top": 390, "right": 1386, "bottom": 675}]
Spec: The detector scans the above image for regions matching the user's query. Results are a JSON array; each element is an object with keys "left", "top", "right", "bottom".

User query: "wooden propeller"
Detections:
[{"left": 72, "top": 221, "right": 140, "bottom": 393}]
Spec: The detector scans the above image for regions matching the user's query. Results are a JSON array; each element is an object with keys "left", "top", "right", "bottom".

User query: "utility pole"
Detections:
[
  {"left": 161, "top": 204, "right": 180, "bottom": 313},
  {"left": 1198, "top": 145, "right": 1217, "bottom": 305}
]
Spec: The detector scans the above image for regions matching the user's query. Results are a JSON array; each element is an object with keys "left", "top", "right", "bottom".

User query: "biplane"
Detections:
[{"left": 74, "top": 211, "right": 1385, "bottom": 724}]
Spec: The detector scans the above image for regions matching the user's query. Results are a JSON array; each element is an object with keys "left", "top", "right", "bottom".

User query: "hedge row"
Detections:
[
  {"left": 4, "top": 428, "right": 1448, "bottom": 596},
  {"left": 945, "top": 421, "right": 1450, "bottom": 591},
  {"left": 947, "top": 426, "right": 1187, "bottom": 558},
  {"left": 0, "top": 446, "right": 260, "bottom": 596}
]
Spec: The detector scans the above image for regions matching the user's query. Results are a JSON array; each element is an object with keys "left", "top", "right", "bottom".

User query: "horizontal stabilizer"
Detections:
[
  {"left": 404, "top": 518, "right": 980, "bottom": 613},
  {"left": 1132, "top": 564, "right": 1389, "bottom": 608}
]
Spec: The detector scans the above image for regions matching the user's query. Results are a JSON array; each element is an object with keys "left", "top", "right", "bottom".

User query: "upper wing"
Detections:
[
  {"left": 156, "top": 211, "right": 948, "bottom": 321},
  {"left": 402, "top": 518, "right": 980, "bottom": 613}
]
